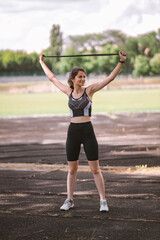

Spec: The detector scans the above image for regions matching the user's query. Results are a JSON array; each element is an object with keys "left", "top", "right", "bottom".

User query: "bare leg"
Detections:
[
  {"left": 67, "top": 160, "right": 79, "bottom": 199},
  {"left": 88, "top": 160, "right": 106, "bottom": 200}
]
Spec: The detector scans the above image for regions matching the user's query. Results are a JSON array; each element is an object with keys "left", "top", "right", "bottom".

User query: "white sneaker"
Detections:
[
  {"left": 60, "top": 198, "right": 74, "bottom": 211},
  {"left": 100, "top": 200, "right": 109, "bottom": 212}
]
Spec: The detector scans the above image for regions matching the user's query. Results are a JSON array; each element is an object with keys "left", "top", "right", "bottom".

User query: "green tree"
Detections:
[
  {"left": 97, "top": 45, "right": 120, "bottom": 74},
  {"left": 29, "top": 52, "right": 41, "bottom": 72},
  {"left": 14, "top": 51, "right": 30, "bottom": 72},
  {"left": 2, "top": 50, "right": 16, "bottom": 72},
  {"left": 68, "top": 30, "right": 127, "bottom": 52},
  {"left": 137, "top": 31, "right": 158, "bottom": 57},
  {"left": 133, "top": 55, "right": 150, "bottom": 77},
  {"left": 48, "top": 24, "right": 63, "bottom": 72},
  {"left": 156, "top": 28, "right": 160, "bottom": 52},
  {"left": 56, "top": 47, "right": 85, "bottom": 73},
  {"left": 125, "top": 37, "right": 139, "bottom": 72},
  {"left": 83, "top": 56, "right": 99, "bottom": 75},
  {"left": 103, "top": 30, "right": 127, "bottom": 47},
  {"left": 0, "top": 51, "right": 5, "bottom": 72},
  {"left": 150, "top": 53, "right": 160, "bottom": 74},
  {"left": 1, "top": 50, "right": 42, "bottom": 75},
  {"left": 68, "top": 33, "right": 106, "bottom": 51}
]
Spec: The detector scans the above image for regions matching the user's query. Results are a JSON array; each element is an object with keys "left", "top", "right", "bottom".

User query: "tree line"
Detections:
[{"left": 0, "top": 25, "right": 160, "bottom": 76}]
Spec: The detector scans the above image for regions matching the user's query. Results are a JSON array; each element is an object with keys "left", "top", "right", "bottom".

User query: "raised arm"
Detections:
[
  {"left": 87, "top": 51, "right": 127, "bottom": 95},
  {"left": 39, "top": 55, "right": 71, "bottom": 95}
]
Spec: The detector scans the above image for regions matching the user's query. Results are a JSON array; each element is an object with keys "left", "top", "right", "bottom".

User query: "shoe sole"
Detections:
[
  {"left": 100, "top": 207, "right": 109, "bottom": 212},
  {"left": 60, "top": 205, "right": 74, "bottom": 211}
]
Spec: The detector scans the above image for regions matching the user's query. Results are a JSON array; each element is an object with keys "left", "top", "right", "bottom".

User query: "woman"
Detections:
[{"left": 39, "top": 51, "right": 127, "bottom": 212}]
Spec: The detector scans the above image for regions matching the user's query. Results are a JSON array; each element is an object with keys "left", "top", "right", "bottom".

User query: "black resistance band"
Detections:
[{"left": 43, "top": 53, "right": 119, "bottom": 58}]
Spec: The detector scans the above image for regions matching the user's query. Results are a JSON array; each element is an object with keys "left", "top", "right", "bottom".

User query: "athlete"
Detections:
[{"left": 39, "top": 50, "right": 127, "bottom": 212}]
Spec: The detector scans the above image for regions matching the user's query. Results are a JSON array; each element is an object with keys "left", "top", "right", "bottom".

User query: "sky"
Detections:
[{"left": 0, "top": 0, "right": 160, "bottom": 53}]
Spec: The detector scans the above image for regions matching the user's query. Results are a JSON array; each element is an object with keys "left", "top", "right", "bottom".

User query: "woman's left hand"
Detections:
[{"left": 119, "top": 50, "right": 127, "bottom": 62}]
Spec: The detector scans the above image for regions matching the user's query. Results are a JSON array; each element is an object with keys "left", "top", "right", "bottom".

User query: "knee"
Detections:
[
  {"left": 91, "top": 167, "right": 100, "bottom": 175},
  {"left": 68, "top": 167, "right": 78, "bottom": 175}
]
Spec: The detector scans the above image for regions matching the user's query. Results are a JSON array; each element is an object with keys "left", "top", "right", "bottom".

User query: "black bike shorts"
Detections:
[{"left": 66, "top": 121, "right": 98, "bottom": 161}]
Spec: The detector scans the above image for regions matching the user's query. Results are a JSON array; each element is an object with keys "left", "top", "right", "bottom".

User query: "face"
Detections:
[{"left": 72, "top": 71, "right": 86, "bottom": 87}]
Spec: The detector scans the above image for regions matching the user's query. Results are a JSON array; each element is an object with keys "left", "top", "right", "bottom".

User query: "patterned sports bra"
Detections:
[{"left": 68, "top": 88, "right": 92, "bottom": 118}]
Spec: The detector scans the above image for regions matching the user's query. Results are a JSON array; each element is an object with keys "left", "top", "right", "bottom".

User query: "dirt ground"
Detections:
[{"left": 0, "top": 112, "right": 160, "bottom": 240}]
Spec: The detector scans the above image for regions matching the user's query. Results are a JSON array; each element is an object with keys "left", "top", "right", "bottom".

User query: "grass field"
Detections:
[{"left": 0, "top": 89, "right": 160, "bottom": 117}]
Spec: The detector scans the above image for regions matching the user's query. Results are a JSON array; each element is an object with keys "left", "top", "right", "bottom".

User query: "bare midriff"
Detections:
[{"left": 71, "top": 116, "right": 91, "bottom": 123}]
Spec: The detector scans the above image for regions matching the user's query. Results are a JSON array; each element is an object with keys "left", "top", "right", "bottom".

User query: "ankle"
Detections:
[
  {"left": 100, "top": 199, "right": 106, "bottom": 202},
  {"left": 100, "top": 197, "right": 106, "bottom": 200},
  {"left": 67, "top": 197, "right": 73, "bottom": 201}
]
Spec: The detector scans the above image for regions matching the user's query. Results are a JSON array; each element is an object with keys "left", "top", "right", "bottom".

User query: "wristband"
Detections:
[{"left": 119, "top": 60, "right": 125, "bottom": 63}]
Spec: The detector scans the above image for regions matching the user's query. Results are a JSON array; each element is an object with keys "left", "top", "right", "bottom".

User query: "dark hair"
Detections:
[{"left": 67, "top": 67, "right": 86, "bottom": 89}]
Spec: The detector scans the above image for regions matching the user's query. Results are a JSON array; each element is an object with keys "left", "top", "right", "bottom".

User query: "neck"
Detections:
[{"left": 73, "top": 86, "right": 83, "bottom": 93}]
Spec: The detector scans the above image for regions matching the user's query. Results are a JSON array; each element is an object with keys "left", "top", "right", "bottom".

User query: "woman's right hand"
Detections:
[{"left": 39, "top": 54, "right": 44, "bottom": 63}]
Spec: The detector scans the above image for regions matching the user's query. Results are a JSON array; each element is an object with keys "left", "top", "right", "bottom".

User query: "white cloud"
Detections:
[
  {"left": 0, "top": 0, "right": 159, "bottom": 53},
  {"left": 0, "top": 0, "right": 99, "bottom": 13}
]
